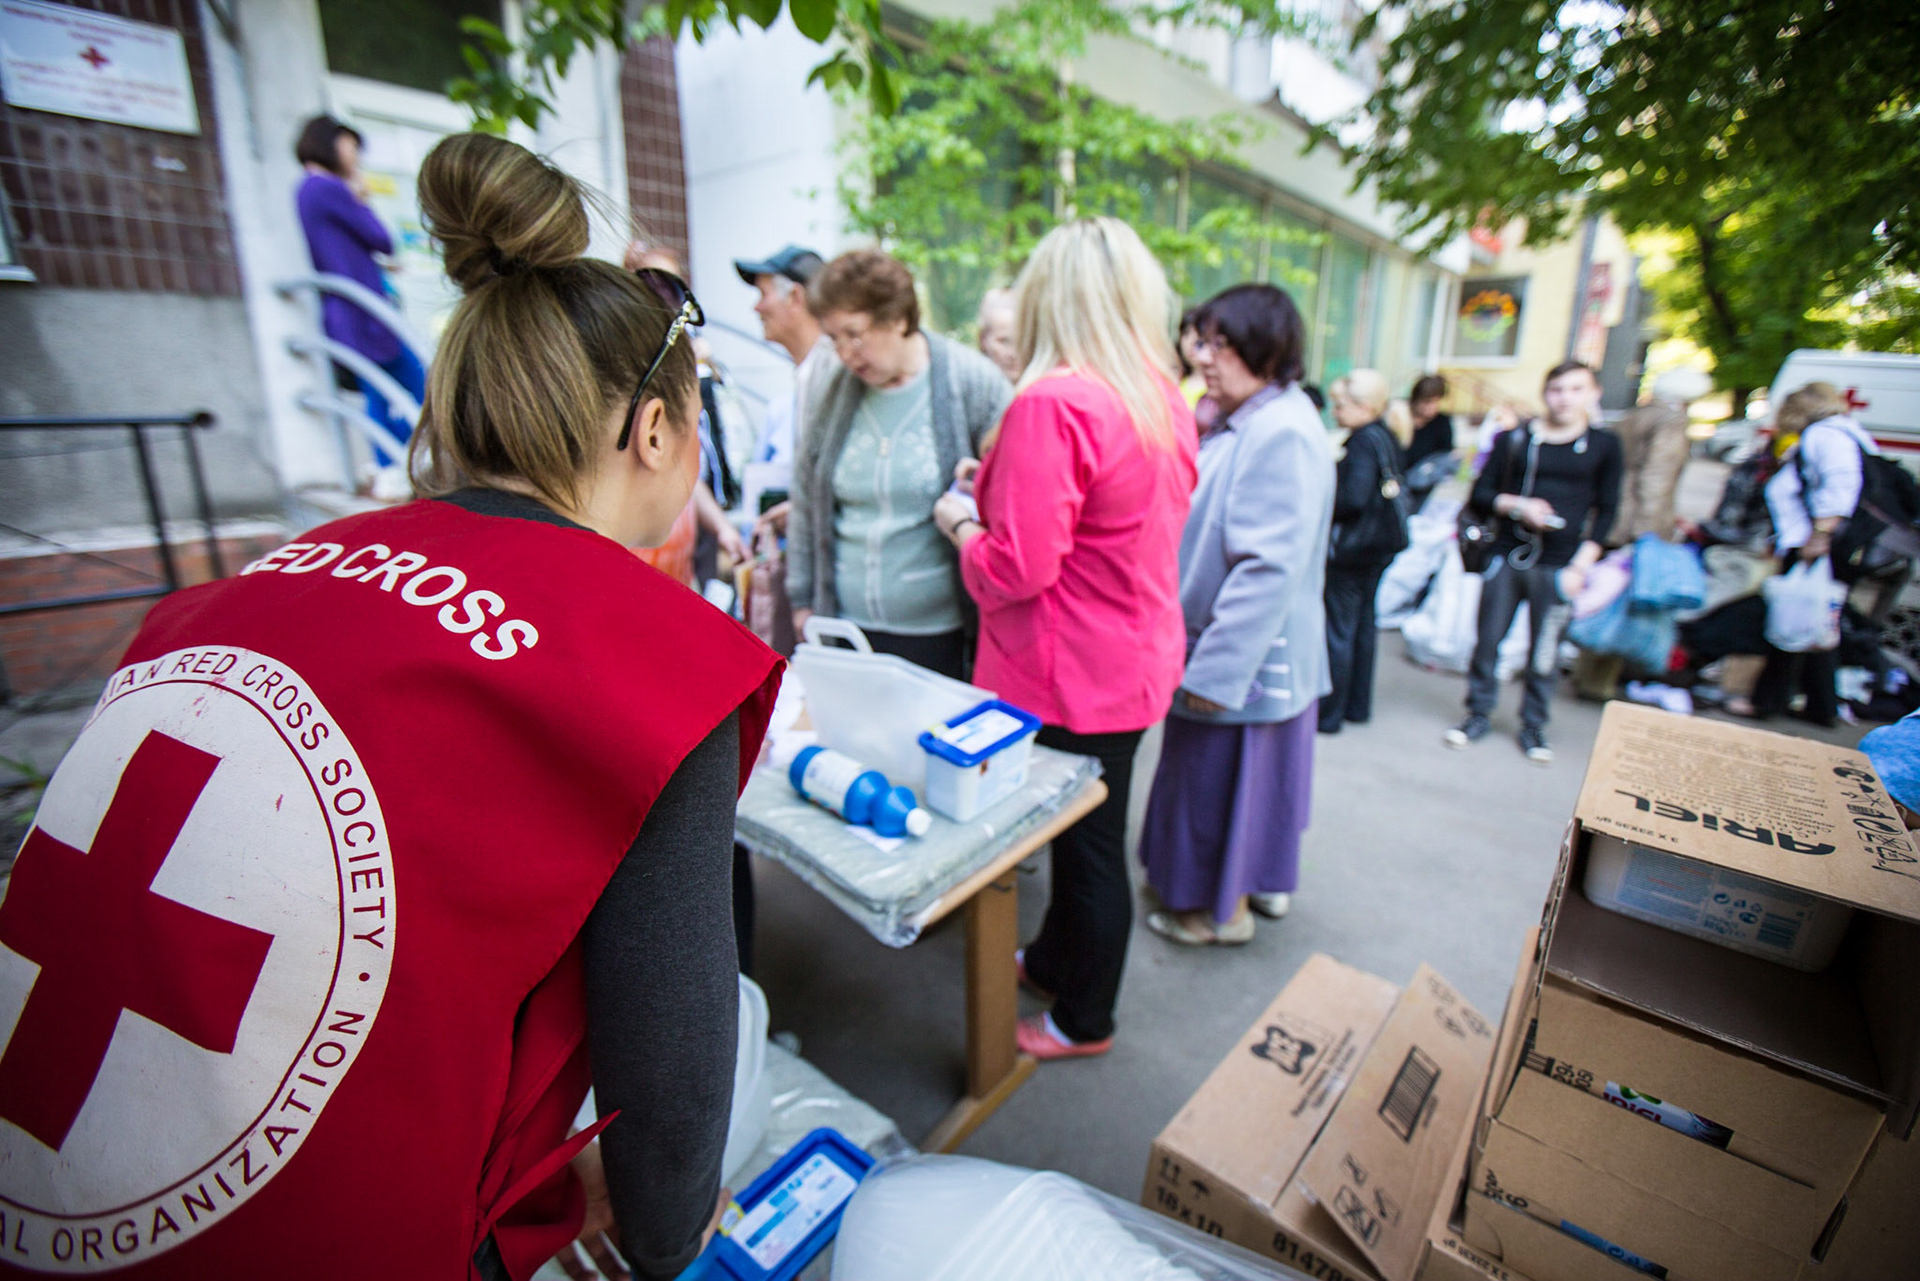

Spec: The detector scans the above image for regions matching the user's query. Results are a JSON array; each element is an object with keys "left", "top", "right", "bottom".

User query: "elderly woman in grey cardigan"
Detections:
[
  {"left": 1137, "top": 284, "right": 1334, "bottom": 945},
  {"left": 786, "top": 250, "right": 1013, "bottom": 678}
]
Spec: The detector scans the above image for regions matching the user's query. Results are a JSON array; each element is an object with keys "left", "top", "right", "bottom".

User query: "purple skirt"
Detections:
[{"left": 1138, "top": 706, "right": 1316, "bottom": 924}]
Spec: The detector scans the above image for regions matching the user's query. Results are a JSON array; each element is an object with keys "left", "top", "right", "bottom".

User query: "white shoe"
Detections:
[{"left": 1249, "top": 892, "right": 1291, "bottom": 919}]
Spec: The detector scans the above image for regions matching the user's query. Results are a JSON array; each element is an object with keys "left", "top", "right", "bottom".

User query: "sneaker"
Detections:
[
  {"left": 1249, "top": 892, "right": 1291, "bottom": 919},
  {"left": 1519, "top": 726, "right": 1554, "bottom": 764},
  {"left": 1444, "top": 714, "right": 1491, "bottom": 748},
  {"left": 1016, "top": 1013, "right": 1113, "bottom": 1061}
]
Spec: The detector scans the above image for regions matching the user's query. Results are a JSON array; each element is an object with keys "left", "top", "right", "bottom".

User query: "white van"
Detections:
[{"left": 1770, "top": 350, "right": 1920, "bottom": 462}]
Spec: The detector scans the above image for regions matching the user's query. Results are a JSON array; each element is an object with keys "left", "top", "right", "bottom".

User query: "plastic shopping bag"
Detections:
[
  {"left": 1628, "top": 534, "right": 1708, "bottom": 613},
  {"left": 1567, "top": 585, "right": 1676, "bottom": 673},
  {"left": 1763, "top": 559, "right": 1847, "bottom": 653}
]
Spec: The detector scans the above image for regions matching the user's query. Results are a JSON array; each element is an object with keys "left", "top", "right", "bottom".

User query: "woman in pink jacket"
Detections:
[{"left": 934, "top": 219, "right": 1198, "bottom": 1059}]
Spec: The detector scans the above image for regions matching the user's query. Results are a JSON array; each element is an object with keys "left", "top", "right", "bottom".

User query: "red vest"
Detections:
[{"left": 0, "top": 499, "right": 780, "bottom": 1279}]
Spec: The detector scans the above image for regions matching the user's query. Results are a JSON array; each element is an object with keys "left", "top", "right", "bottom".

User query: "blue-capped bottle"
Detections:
[{"left": 786, "top": 745, "right": 932, "bottom": 838}]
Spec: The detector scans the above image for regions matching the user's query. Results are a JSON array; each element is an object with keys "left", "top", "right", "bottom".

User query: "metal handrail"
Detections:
[
  {"left": 0, "top": 413, "right": 223, "bottom": 617},
  {"left": 274, "top": 272, "right": 432, "bottom": 357},
  {"left": 295, "top": 393, "right": 410, "bottom": 463}
]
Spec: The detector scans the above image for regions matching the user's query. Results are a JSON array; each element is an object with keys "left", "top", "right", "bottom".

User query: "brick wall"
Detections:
[
  {"left": 620, "top": 36, "right": 689, "bottom": 268},
  {"left": 0, "top": 0, "right": 241, "bottom": 294},
  {"left": 0, "top": 533, "right": 281, "bottom": 700}
]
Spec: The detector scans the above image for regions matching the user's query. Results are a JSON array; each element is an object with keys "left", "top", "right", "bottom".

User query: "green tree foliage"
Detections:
[
  {"left": 842, "top": 0, "right": 1319, "bottom": 330},
  {"left": 451, "top": 0, "right": 896, "bottom": 132},
  {"left": 1348, "top": 0, "right": 1920, "bottom": 402}
]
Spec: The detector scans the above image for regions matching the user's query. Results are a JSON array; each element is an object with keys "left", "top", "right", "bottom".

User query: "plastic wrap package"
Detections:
[
  {"left": 1400, "top": 548, "right": 1531, "bottom": 677},
  {"left": 730, "top": 1041, "right": 914, "bottom": 1191},
  {"left": 538, "top": 1040, "right": 911, "bottom": 1281},
  {"left": 830, "top": 1155, "right": 1302, "bottom": 1281},
  {"left": 735, "top": 746, "right": 1102, "bottom": 946},
  {"left": 1375, "top": 496, "right": 1461, "bottom": 629}
]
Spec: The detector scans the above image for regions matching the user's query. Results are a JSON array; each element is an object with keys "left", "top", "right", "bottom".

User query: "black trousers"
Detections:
[
  {"left": 1752, "top": 553, "right": 1840, "bottom": 725},
  {"left": 862, "top": 627, "right": 967, "bottom": 681},
  {"left": 1466, "top": 558, "right": 1569, "bottom": 731},
  {"left": 1022, "top": 725, "right": 1145, "bottom": 1044},
  {"left": 1322, "top": 564, "right": 1386, "bottom": 731}
]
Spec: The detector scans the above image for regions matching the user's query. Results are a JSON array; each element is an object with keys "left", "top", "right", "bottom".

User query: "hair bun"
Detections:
[{"left": 418, "top": 133, "right": 589, "bottom": 292}]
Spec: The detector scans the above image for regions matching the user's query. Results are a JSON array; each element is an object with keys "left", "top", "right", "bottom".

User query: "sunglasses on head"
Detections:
[{"left": 618, "top": 267, "right": 705, "bottom": 451}]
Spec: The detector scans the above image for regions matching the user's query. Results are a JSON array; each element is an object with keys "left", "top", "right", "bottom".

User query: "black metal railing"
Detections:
[{"left": 0, "top": 412, "right": 223, "bottom": 617}]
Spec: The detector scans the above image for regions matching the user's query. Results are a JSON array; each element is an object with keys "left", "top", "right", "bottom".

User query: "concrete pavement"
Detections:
[{"left": 751, "top": 644, "right": 1607, "bottom": 1196}]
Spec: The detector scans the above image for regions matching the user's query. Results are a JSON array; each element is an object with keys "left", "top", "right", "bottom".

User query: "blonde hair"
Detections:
[
  {"left": 410, "top": 133, "right": 696, "bottom": 509},
  {"left": 1009, "top": 218, "right": 1179, "bottom": 449},
  {"left": 1331, "top": 368, "right": 1412, "bottom": 445},
  {"left": 1774, "top": 381, "right": 1852, "bottom": 438}
]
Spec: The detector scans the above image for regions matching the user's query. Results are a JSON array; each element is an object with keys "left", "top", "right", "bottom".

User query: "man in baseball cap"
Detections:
[{"left": 733, "top": 245, "right": 826, "bottom": 289}]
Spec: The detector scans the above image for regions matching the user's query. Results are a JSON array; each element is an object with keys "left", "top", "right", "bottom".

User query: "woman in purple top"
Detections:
[{"left": 294, "top": 115, "right": 424, "bottom": 467}]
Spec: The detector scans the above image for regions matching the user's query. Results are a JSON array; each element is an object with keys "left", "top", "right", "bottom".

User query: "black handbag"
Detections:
[
  {"left": 1331, "top": 426, "right": 1413, "bottom": 568},
  {"left": 1457, "top": 429, "right": 1518, "bottom": 573}
]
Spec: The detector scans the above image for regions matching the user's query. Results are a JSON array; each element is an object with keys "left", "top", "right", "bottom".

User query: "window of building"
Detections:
[
  {"left": 0, "top": 186, "right": 26, "bottom": 279},
  {"left": 1266, "top": 208, "right": 1323, "bottom": 332},
  {"left": 1182, "top": 172, "right": 1264, "bottom": 303},
  {"left": 1398, "top": 268, "right": 1442, "bottom": 385},
  {"left": 318, "top": 0, "right": 504, "bottom": 94},
  {"left": 1318, "top": 234, "right": 1372, "bottom": 381},
  {"left": 1452, "top": 275, "right": 1527, "bottom": 361}
]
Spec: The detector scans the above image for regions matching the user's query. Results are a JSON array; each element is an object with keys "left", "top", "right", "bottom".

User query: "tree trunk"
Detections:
[{"left": 1731, "top": 387, "right": 1752, "bottom": 420}]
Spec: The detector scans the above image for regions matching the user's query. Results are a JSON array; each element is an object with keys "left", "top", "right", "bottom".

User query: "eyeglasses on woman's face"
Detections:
[{"left": 618, "top": 267, "right": 704, "bottom": 452}]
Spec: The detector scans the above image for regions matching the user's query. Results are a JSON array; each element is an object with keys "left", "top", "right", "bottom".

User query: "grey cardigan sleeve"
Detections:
[
  {"left": 585, "top": 711, "right": 741, "bottom": 1281},
  {"left": 1183, "top": 426, "right": 1323, "bottom": 709}
]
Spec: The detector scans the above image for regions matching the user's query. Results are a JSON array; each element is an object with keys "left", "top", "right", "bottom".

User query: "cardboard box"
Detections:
[
  {"left": 1796, "top": 1127, "right": 1920, "bottom": 1278},
  {"left": 1144, "top": 954, "right": 1496, "bottom": 1281},
  {"left": 1462, "top": 1190, "right": 1662, "bottom": 1281},
  {"left": 1457, "top": 703, "right": 1920, "bottom": 1280},
  {"left": 1486, "top": 975, "right": 1881, "bottom": 1254},
  {"left": 1413, "top": 931, "right": 1541, "bottom": 1281},
  {"left": 1473, "top": 1111, "right": 1802, "bottom": 1280},
  {"left": 1546, "top": 703, "right": 1920, "bottom": 1137}
]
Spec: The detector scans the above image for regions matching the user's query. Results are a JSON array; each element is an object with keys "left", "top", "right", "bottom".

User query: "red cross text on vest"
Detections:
[{"left": 0, "top": 731, "right": 274, "bottom": 1151}]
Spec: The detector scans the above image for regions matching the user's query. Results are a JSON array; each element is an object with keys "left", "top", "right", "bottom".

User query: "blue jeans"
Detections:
[{"left": 355, "top": 346, "right": 426, "bottom": 467}]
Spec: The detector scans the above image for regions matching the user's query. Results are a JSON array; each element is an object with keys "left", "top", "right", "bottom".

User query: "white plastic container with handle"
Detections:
[{"left": 790, "top": 617, "right": 993, "bottom": 792}]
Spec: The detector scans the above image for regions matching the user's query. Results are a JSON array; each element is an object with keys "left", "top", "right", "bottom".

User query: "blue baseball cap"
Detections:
[{"left": 734, "top": 246, "right": 825, "bottom": 288}]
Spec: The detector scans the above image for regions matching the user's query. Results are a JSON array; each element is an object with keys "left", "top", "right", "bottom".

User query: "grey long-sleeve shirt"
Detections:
[{"left": 445, "top": 489, "right": 739, "bottom": 1281}]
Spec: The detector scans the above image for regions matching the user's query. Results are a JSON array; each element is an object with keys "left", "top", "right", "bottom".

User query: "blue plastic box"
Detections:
[
  {"left": 686, "top": 1128, "right": 874, "bottom": 1281},
  {"left": 917, "top": 698, "right": 1042, "bottom": 821}
]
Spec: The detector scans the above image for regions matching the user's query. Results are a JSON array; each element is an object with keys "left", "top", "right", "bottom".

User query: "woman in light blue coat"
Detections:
[{"left": 1137, "top": 284, "right": 1334, "bottom": 944}]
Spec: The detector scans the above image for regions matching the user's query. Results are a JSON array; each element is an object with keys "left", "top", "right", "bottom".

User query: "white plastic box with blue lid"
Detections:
[{"left": 917, "top": 699, "right": 1043, "bottom": 822}]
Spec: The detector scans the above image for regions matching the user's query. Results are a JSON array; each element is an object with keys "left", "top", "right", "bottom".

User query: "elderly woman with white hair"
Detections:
[{"left": 1321, "top": 368, "right": 1409, "bottom": 734}]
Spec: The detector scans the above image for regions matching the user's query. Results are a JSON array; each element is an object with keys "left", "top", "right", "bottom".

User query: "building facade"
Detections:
[{"left": 0, "top": 0, "right": 681, "bottom": 697}]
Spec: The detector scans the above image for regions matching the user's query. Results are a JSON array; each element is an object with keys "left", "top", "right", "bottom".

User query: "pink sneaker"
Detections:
[{"left": 1016, "top": 1013, "right": 1112, "bottom": 1061}]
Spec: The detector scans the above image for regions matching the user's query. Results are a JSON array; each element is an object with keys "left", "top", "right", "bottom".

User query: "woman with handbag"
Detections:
[
  {"left": 1134, "top": 283, "right": 1334, "bottom": 946},
  {"left": 1321, "top": 369, "right": 1411, "bottom": 734}
]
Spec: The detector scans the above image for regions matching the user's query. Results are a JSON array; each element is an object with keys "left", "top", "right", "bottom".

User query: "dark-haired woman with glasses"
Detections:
[
  {"left": 1136, "top": 283, "right": 1333, "bottom": 946},
  {"left": 0, "top": 133, "right": 780, "bottom": 1281}
]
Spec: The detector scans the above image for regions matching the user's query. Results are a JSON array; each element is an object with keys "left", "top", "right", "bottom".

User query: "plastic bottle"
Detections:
[{"left": 787, "top": 745, "right": 932, "bottom": 838}]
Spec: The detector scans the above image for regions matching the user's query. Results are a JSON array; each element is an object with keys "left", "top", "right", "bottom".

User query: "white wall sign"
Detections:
[{"left": 0, "top": 0, "right": 199, "bottom": 135}]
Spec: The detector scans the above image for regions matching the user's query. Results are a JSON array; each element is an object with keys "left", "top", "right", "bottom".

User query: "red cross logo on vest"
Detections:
[
  {"left": 0, "top": 731, "right": 272, "bottom": 1152},
  {"left": 79, "top": 46, "right": 109, "bottom": 70},
  {"left": 0, "top": 645, "right": 395, "bottom": 1272}
]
